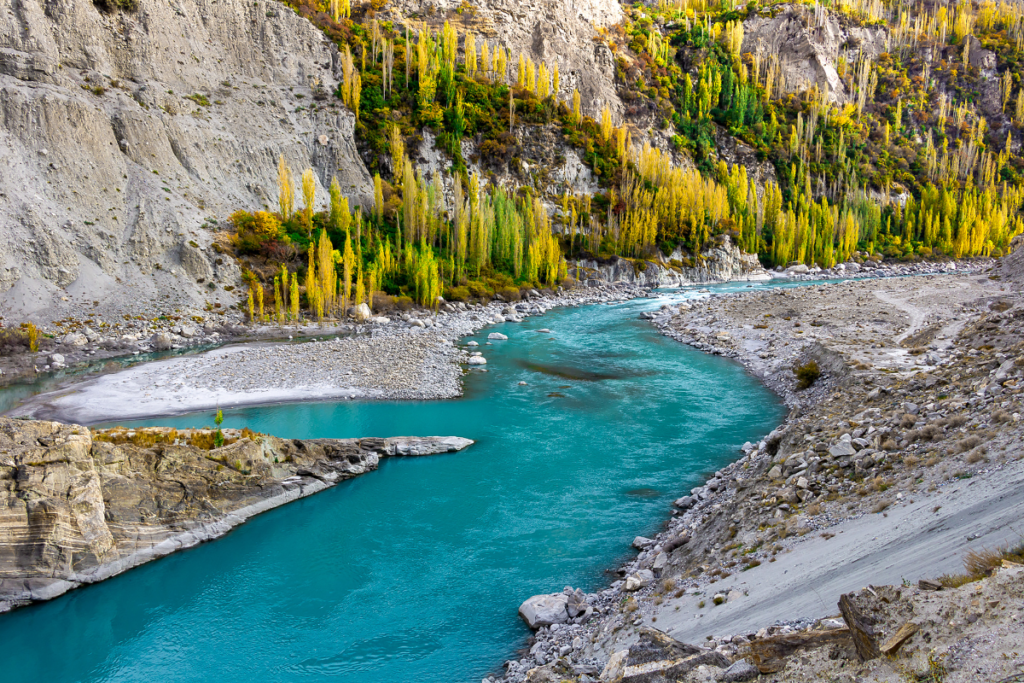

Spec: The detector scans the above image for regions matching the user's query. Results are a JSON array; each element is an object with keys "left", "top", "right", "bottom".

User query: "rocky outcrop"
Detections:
[
  {"left": 743, "top": 6, "right": 887, "bottom": 103},
  {"left": 380, "top": 0, "right": 623, "bottom": 117},
  {"left": 572, "top": 235, "right": 770, "bottom": 287},
  {"left": 0, "top": 418, "right": 471, "bottom": 612},
  {"left": 0, "top": 0, "right": 373, "bottom": 322}
]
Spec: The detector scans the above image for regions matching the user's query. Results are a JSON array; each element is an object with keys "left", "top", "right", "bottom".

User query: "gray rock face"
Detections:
[
  {"left": 0, "top": 0, "right": 373, "bottom": 322},
  {"left": 743, "top": 7, "right": 887, "bottom": 103},
  {"left": 575, "top": 235, "right": 769, "bottom": 287},
  {"left": 380, "top": 0, "right": 622, "bottom": 117},
  {"left": 519, "top": 593, "right": 569, "bottom": 629}
]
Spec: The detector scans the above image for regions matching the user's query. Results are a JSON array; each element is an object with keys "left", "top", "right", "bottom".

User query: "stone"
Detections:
[
  {"left": 566, "top": 588, "right": 587, "bottom": 617},
  {"left": 652, "top": 552, "right": 668, "bottom": 575},
  {"left": 624, "top": 569, "right": 654, "bottom": 591},
  {"left": 468, "top": 356, "right": 487, "bottom": 365},
  {"left": 600, "top": 650, "right": 628, "bottom": 683},
  {"left": 722, "top": 659, "right": 759, "bottom": 682},
  {"left": 828, "top": 442, "right": 857, "bottom": 457},
  {"left": 767, "top": 465, "right": 783, "bottom": 479},
  {"left": 48, "top": 353, "right": 65, "bottom": 366},
  {"left": 673, "top": 495, "right": 696, "bottom": 509},
  {"left": 62, "top": 332, "right": 88, "bottom": 346},
  {"left": 353, "top": 303, "right": 372, "bottom": 323},
  {"left": 488, "top": 332, "right": 508, "bottom": 340},
  {"left": 519, "top": 594, "right": 569, "bottom": 629},
  {"left": 178, "top": 325, "right": 196, "bottom": 338},
  {"left": 150, "top": 332, "right": 173, "bottom": 351},
  {"left": 632, "top": 536, "right": 654, "bottom": 550}
]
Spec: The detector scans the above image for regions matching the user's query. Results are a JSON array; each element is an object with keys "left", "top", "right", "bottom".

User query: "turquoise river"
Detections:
[{"left": 1, "top": 283, "right": 794, "bottom": 683}]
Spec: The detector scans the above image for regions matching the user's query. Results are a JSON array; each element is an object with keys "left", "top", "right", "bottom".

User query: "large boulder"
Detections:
[
  {"left": 353, "top": 303, "right": 372, "bottom": 323},
  {"left": 519, "top": 593, "right": 569, "bottom": 629}
]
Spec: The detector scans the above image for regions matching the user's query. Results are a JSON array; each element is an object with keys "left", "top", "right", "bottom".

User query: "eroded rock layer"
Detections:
[{"left": 0, "top": 417, "right": 471, "bottom": 611}]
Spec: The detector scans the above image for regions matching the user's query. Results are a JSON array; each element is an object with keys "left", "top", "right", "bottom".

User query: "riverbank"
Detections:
[
  {"left": 6, "top": 282, "right": 648, "bottom": 424},
  {"left": 498, "top": 267, "right": 1024, "bottom": 682},
  {"left": 0, "top": 418, "right": 472, "bottom": 613}
]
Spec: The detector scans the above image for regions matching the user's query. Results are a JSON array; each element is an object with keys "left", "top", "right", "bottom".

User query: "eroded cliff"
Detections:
[
  {"left": 0, "top": 0, "right": 373, "bottom": 320},
  {"left": 0, "top": 417, "right": 471, "bottom": 611}
]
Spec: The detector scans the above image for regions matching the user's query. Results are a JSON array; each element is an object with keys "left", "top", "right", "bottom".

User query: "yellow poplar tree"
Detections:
[
  {"left": 302, "top": 168, "right": 316, "bottom": 228},
  {"left": 277, "top": 155, "right": 294, "bottom": 220}
]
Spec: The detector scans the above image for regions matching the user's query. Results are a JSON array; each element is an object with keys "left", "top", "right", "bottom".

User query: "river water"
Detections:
[{"left": 1, "top": 284, "right": 790, "bottom": 683}]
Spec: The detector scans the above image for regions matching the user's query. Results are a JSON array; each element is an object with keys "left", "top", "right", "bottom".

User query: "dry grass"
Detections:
[
  {"left": 992, "top": 410, "right": 1012, "bottom": 423},
  {"left": 938, "top": 540, "right": 1024, "bottom": 587},
  {"left": 661, "top": 578, "right": 676, "bottom": 592},
  {"left": 882, "top": 438, "right": 899, "bottom": 451},
  {"left": 900, "top": 414, "right": 918, "bottom": 429},
  {"left": 806, "top": 502, "right": 822, "bottom": 515},
  {"left": 966, "top": 448, "right": 987, "bottom": 464},
  {"left": 871, "top": 499, "right": 893, "bottom": 514},
  {"left": 956, "top": 435, "right": 983, "bottom": 453},
  {"left": 918, "top": 424, "right": 943, "bottom": 441},
  {"left": 945, "top": 415, "right": 968, "bottom": 429}
]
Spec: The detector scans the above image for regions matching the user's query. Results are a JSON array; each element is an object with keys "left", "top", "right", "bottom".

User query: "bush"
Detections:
[
  {"left": 794, "top": 360, "right": 821, "bottom": 390},
  {"left": 372, "top": 292, "right": 394, "bottom": 311},
  {"left": 394, "top": 295, "right": 415, "bottom": 310},
  {"left": 445, "top": 286, "right": 470, "bottom": 301},
  {"left": 0, "top": 327, "right": 32, "bottom": 357},
  {"left": 498, "top": 286, "right": 521, "bottom": 301}
]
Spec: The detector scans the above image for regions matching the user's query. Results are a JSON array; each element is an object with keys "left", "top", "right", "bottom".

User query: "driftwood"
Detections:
[
  {"left": 880, "top": 622, "right": 919, "bottom": 656},
  {"left": 740, "top": 628, "right": 853, "bottom": 674},
  {"left": 839, "top": 593, "right": 881, "bottom": 661}
]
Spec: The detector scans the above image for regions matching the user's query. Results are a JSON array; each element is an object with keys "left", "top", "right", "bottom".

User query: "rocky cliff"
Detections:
[
  {"left": 0, "top": 0, "right": 373, "bottom": 322},
  {"left": 572, "top": 235, "right": 769, "bottom": 288},
  {"left": 0, "top": 417, "right": 471, "bottom": 612}
]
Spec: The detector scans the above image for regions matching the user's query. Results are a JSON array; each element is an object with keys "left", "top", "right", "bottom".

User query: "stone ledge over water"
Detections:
[{"left": 0, "top": 418, "right": 472, "bottom": 613}]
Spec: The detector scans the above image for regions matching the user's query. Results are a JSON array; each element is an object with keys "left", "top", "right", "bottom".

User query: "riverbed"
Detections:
[{"left": 0, "top": 288, "right": 789, "bottom": 683}]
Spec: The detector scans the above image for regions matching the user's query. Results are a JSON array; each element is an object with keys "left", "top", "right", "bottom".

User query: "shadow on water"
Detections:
[
  {"left": 513, "top": 359, "right": 652, "bottom": 381},
  {"left": 624, "top": 488, "right": 661, "bottom": 498}
]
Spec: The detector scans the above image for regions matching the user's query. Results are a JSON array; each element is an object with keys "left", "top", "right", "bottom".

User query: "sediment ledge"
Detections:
[
  {"left": 0, "top": 418, "right": 472, "bottom": 613},
  {"left": 494, "top": 269, "right": 1024, "bottom": 683}
]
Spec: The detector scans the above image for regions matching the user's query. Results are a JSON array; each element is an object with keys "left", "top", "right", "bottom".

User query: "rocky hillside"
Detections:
[
  {"left": 0, "top": 417, "right": 471, "bottom": 612},
  {"left": 0, "top": 0, "right": 372, "bottom": 322}
]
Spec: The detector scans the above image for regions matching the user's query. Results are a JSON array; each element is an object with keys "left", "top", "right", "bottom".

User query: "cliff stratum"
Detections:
[
  {"left": 0, "top": 0, "right": 372, "bottom": 319},
  {"left": 0, "top": 416, "right": 471, "bottom": 611}
]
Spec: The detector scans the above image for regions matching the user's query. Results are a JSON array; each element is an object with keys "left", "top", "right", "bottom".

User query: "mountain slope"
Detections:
[{"left": 0, "top": 0, "right": 372, "bottom": 321}]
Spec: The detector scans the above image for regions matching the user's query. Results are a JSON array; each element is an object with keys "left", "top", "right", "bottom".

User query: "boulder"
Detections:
[
  {"left": 566, "top": 588, "right": 587, "bottom": 617},
  {"left": 62, "top": 332, "right": 88, "bottom": 346},
  {"left": 673, "top": 495, "right": 695, "bottom": 509},
  {"left": 519, "top": 594, "right": 569, "bottom": 629},
  {"left": 48, "top": 353, "right": 65, "bottom": 366},
  {"left": 353, "top": 303, "right": 372, "bottom": 323},
  {"left": 488, "top": 332, "right": 508, "bottom": 340},
  {"left": 722, "top": 658, "right": 760, "bottom": 682},
  {"left": 624, "top": 569, "right": 654, "bottom": 591},
  {"left": 468, "top": 356, "right": 487, "bottom": 365},
  {"left": 150, "top": 332, "right": 172, "bottom": 351},
  {"left": 632, "top": 536, "right": 654, "bottom": 550},
  {"left": 178, "top": 325, "right": 197, "bottom": 338},
  {"left": 828, "top": 442, "right": 857, "bottom": 457}
]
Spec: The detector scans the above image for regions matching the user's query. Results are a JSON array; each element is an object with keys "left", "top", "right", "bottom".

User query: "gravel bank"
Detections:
[
  {"left": 8, "top": 283, "right": 648, "bottom": 424},
  {"left": 493, "top": 267, "right": 1024, "bottom": 683}
]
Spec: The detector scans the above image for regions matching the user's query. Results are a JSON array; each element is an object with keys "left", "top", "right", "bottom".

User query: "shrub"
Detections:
[
  {"left": 394, "top": 296, "right": 415, "bottom": 310},
  {"left": 0, "top": 327, "right": 31, "bottom": 356},
  {"left": 372, "top": 292, "right": 395, "bottom": 311},
  {"left": 445, "top": 286, "right": 470, "bottom": 302},
  {"left": 794, "top": 360, "right": 821, "bottom": 390},
  {"left": 498, "top": 286, "right": 521, "bottom": 301}
]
